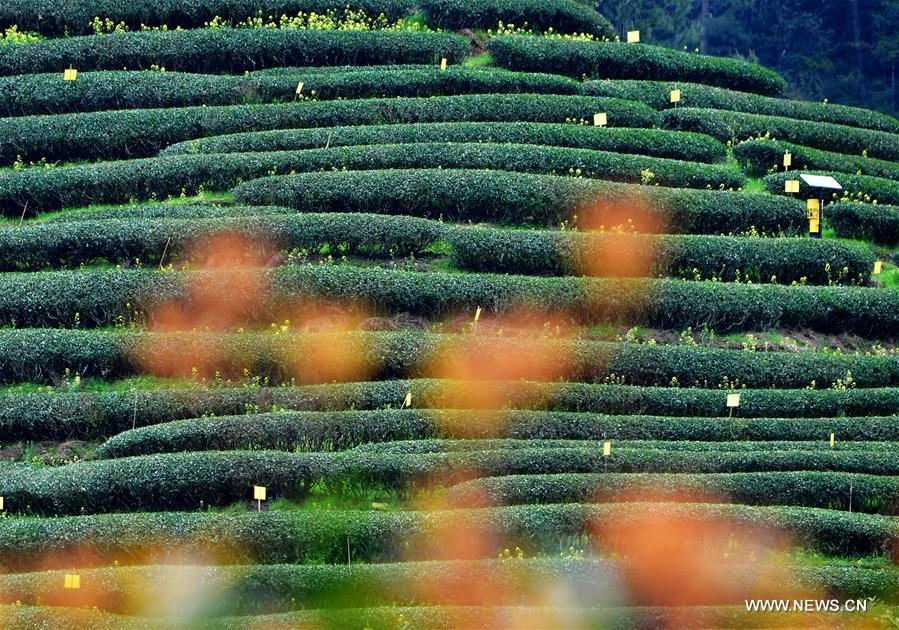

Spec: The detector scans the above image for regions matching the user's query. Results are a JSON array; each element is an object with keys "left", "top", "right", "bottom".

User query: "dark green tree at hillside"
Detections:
[{"left": 593, "top": 0, "right": 899, "bottom": 116}]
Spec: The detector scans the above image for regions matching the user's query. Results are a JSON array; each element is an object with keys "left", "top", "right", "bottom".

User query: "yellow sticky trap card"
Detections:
[
  {"left": 593, "top": 112, "right": 607, "bottom": 127},
  {"left": 829, "top": 433, "right": 835, "bottom": 449},
  {"left": 295, "top": 81, "right": 304, "bottom": 95},
  {"left": 253, "top": 485, "right": 267, "bottom": 501},
  {"left": 726, "top": 393, "right": 741, "bottom": 408},
  {"left": 440, "top": 57, "right": 447, "bottom": 71},
  {"left": 874, "top": 261, "right": 883, "bottom": 275},
  {"left": 626, "top": 30, "right": 640, "bottom": 43},
  {"left": 0, "top": 496, "right": 4, "bottom": 511},
  {"left": 371, "top": 502, "right": 388, "bottom": 510},
  {"left": 403, "top": 391, "right": 412, "bottom": 408},
  {"left": 806, "top": 198, "right": 820, "bottom": 218},
  {"left": 602, "top": 441, "right": 611, "bottom": 457},
  {"left": 474, "top": 306, "right": 482, "bottom": 322},
  {"left": 783, "top": 152, "right": 792, "bottom": 168},
  {"left": 64, "top": 574, "right": 81, "bottom": 589},
  {"left": 785, "top": 180, "right": 800, "bottom": 193},
  {"left": 670, "top": 89, "right": 681, "bottom": 103},
  {"left": 63, "top": 68, "right": 78, "bottom": 81}
]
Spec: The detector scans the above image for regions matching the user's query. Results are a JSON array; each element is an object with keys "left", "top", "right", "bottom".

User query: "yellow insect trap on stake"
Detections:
[
  {"left": 64, "top": 574, "right": 81, "bottom": 589},
  {"left": 63, "top": 68, "right": 78, "bottom": 81},
  {"left": 0, "top": 496, "right": 4, "bottom": 511},
  {"left": 807, "top": 198, "right": 821, "bottom": 236},
  {"left": 830, "top": 433, "right": 835, "bottom": 449},
  {"left": 602, "top": 441, "right": 612, "bottom": 457},
  {"left": 295, "top": 81, "right": 304, "bottom": 95},
  {"left": 874, "top": 261, "right": 883, "bottom": 275},
  {"left": 440, "top": 57, "right": 447, "bottom": 71},
  {"left": 783, "top": 152, "right": 792, "bottom": 170},
  {"left": 254, "top": 485, "right": 266, "bottom": 511},
  {"left": 785, "top": 180, "right": 800, "bottom": 194},
  {"left": 403, "top": 391, "right": 412, "bottom": 408},
  {"left": 593, "top": 112, "right": 607, "bottom": 127},
  {"left": 626, "top": 30, "right": 640, "bottom": 43},
  {"left": 670, "top": 89, "right": 681, "bottom": 105}
]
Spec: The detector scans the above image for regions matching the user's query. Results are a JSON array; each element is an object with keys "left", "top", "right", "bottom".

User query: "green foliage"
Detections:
[
  {"left": 763, "top": 171, "right": 899, "bottom": 207},
  {"left": 2, "top": 213, "right": 866, "bottom": 285},
  {"left": 0, "top": 94, "right": 655, "bottom": 164},
  {"left": 4, "top": 447, "right": 899, "bottom": 515},
  {"left": 6, "top": 380, "right": 899, "bottom": 441},
  {"left": 448, "top": 228, "right": 874, "bottom": 284},
  {"left": 3, "top": 329, "right": 899, "bottom": 388},
  {"left": 488, "top": 35, "right": 787, "bottom": 95},
  {"left": 0, "top": 67, "right": 585, "bottom": 117},
  {"left": 662, "top": 108, "right": 899, "bottom": 162},
  {"left": 420, "top": 0, "right": 616, "bottom": 38},
  {"left": 582, "top": 80, "right": 899, "bottom": 133},
  {"left": 0, "top": 213, "right": 446, "bottom": 270},
  {"left": 828, "top": 202, "right": 899, "bottom": 247},
  {"left": 163, "top": 121, "right": 726, "bottom": 164},
  {"left": 4, "top": 264, "right": 899, "bottom": 333},
  {"left": 446, "top": 471, "right": 899, "bottom": 514},
  {"left": 96, "top": 411, "right": 899, "bottom": 459},
  {"left": 734, "top": 140, "right": 899, "bottom": 180},
  {"left": 0, "top": 28, "right": 467, "bottom": 77},
  {"left": 0, "top": 0, "right": 415, "bottom": 36},
  {"left": 1, "top": 559, "right": 897, "bottom": 615},
  {"left": 0, "top": 503, "right": 894, "bottom": 573}
]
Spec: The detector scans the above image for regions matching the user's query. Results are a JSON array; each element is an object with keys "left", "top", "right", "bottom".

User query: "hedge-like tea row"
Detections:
[
  {"left": 0, "top": 0, "right": 415, "bottom": 36},
  {"left": 226, "top": 144, "right": 743, "bottom": 194},
  {"left": 0, "top": 94, "right": 656, "bottom": 164},
  {"left": 358, "top": 438, "right": 899, "bottom": 455},
  {"left": 3, "top": 329, "right": 899, "bottom": 389},
  {"left": 95, "top": 410, "right": 899, "bottom": 459},
  {"left": 828, "top": 202, "right": 899, "bottom": 247},
  {"left": 763, "top": 171, "right": 899, "bottom": 207},
  {"left": 7, "top": 381, "right": 899, "bottom": 442},
  {"left": 42, "top": 204, "right": 297, "bottom": 223},
  {"left": 0, "top": 503, "right": 894, "bottom": 572},
  {"left": 0, "top": 213, "right": 448, "bottom": 271},
  {"left": 488, "top": 36, "right": 787, "bottom": 96},
  {"left": 0, "top": 68, "right": 583, "bottom": 117},
  {"left": 4, "top": 166, "right": 795, "bottom": 235},
  {"left": 445, "top": 472, "right": 899, "bottom": 514},
  {"left": 162, "top": 121, "right": 726, "bottom": 164},
  {"left": 5, "top": 448, "right": 898, "bottom": 514},
  {"left": 4, "top": 264, "right": 896, "bottom": 333},
  {"left": 662, "top": 108, "right": 899, "bottom": 162},
  {"left": 420, "top": 0, "right": 616, "bottom": 38},
  {"left": 581, "top": 80, "right": 899, "bottom": 133},
  {"left": 3, "top": 560, "right": 896, "bottom": 615},
  {"left": 448, "top": 228, "right": 874, "bottom": 284},
  {"left": 10, "top": 606, "right": 892, "bottom": 630},
  {"left": 733, "top": 140, "right": 899, "bottom": 180},
  {"left": 23, "top": 261, "right": 899, "bottom": 328},
  {"left": 3, "top": 214, "right": 866, "bottom": 284},
  {"left": 0, "top": 29, "right": 467, "bottom": 77}
]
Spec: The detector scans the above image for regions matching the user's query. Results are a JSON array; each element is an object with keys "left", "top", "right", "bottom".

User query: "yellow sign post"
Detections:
[
  {"left": 593, "top": 112, "right": 607, "bottom": 127},
  {"left": 254, "top": 485, "right": 266, "bottom": 511},
  {"left": 807, "top": 198, "right": 821, "bottom": 236},
  {"left": 64, "top": 574, "right": 81, "bottom": 589},
  {"left": 626, "top": 30, "right": 640, "bottom": 43}
]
